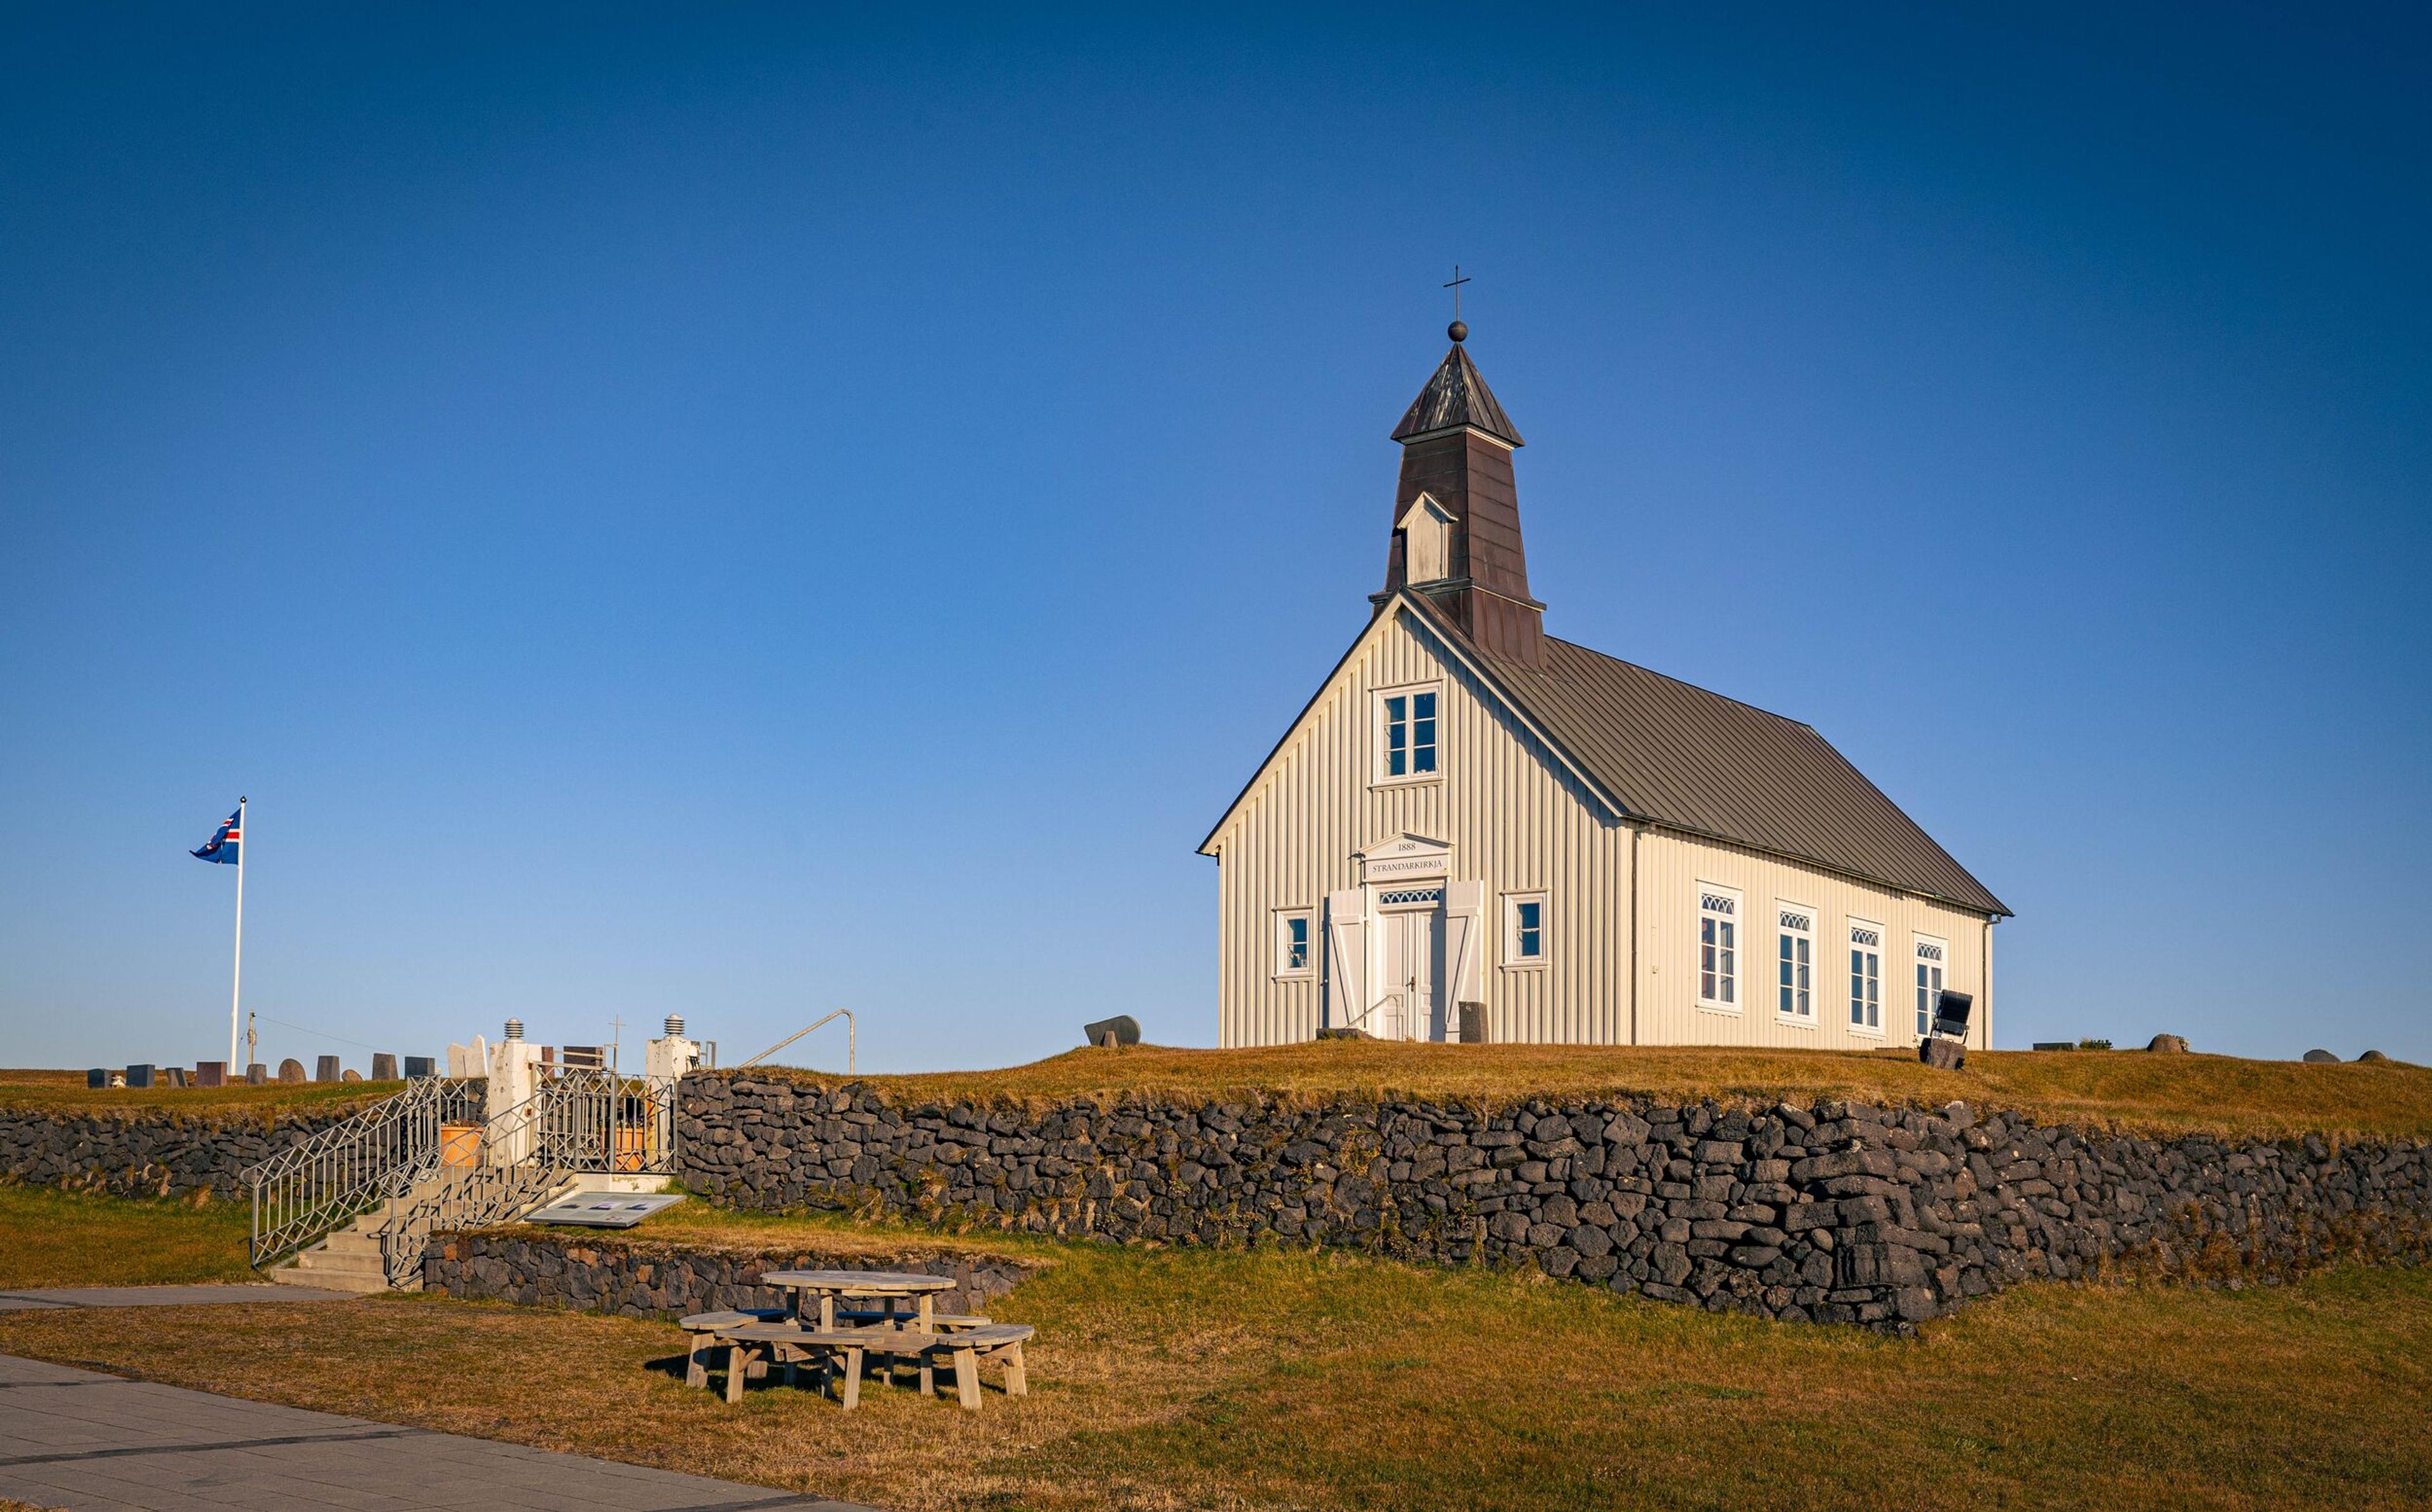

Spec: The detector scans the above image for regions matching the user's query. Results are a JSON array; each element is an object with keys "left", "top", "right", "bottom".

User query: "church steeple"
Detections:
[{"left": 1378, "top": 323, "right": 1545, "bottom": 667}]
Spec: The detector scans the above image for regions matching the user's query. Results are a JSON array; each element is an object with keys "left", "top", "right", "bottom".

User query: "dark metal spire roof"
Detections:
[{"left": 1391, "top": 343, "right": 1523, "bottom": 446}]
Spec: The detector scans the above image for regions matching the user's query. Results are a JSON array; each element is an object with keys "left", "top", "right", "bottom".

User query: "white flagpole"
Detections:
[{"left": 227, "top": 796, "right": 246, "bottom": 1071}]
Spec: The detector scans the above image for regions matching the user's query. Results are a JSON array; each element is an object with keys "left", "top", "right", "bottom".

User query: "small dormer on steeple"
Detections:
[{"left": 1377, "top": 324, "right": 1545, "bottom": 667}]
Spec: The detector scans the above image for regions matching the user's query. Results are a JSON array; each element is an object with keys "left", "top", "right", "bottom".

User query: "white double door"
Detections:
[{"left": 1369, "top": 904, "right": 1445, "bottom": 1042}]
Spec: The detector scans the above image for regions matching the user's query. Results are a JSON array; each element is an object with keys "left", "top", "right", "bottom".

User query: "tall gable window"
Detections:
[
  {"left": 1913, "top": 935, "right": 1946, "bottom": 1038},
  {"left": 1697, "top": 886, "right": 1740, "bottom": 1010},
  {"left": 1375, "top": 684, "right": 1441, "bottom": 783},
  {"left": 1777, "top": 905, "right": 1815, "bottom": 1021},
  {"left": 1848, "top": 920, "right": 1884, "bottom": 1032}
]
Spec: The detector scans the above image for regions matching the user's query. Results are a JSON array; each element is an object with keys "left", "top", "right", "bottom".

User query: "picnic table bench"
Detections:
[{"left": 715, "top": 1321, "right": 1034, "bottom": 1411}]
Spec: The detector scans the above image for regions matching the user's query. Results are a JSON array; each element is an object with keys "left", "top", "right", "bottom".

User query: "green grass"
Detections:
[
  {"left": 723, "top": 1040, "right": 2432, "bottom": 1142},
  {"left": 3, "top": 1192, "right": 2428, "bottom": 1509},
  {"left": 0, "top": 1183, "right": 256, "bottom": 1288}
]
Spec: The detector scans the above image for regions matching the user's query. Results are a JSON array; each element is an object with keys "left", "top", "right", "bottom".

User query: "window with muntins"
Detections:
[
  {"left": 1849, "top": 922, "right": 1883, "bottom": 1030},
  {"left": 1274, "top": 912, "right": 1313, "bottom": 978},
  {"left": 1698, "top": 888, "right": 1739, "bottom": 1008},
  {"left": 1505, "top": 893, "right": 1546, "bottom": 966},
  {"left": 1914, "top": 935, "right": 1946, "bottom": 1037},
  {"left": 1777, "top": 906, "right": 1814, "bottom": 1019},
  {"left": 1381, "top": 688, "right": 1439, "bottom": 779}
]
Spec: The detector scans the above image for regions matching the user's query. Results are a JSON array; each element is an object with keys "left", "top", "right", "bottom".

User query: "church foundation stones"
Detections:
[{"left": 676, "top": 1070, "right": 2432, "bottom": 1333}]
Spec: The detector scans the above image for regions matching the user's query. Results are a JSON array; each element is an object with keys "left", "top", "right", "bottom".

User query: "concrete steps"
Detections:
[
  {"left": 277, "top": 1193, "right": 427, "bottom": 1294},
  {"left": 274, "top": 1172, "right": 582, "bottom": 1294}
]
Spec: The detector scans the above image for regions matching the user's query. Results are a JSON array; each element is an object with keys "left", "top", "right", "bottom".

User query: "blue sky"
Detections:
[{"left": 4, "top": 5, "right": 2426, "bottom": 1071}]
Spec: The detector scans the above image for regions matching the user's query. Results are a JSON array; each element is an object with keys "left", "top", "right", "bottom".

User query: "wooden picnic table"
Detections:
[{"left": 759, "top": 1268, "right": 957, "bottom": 1332}]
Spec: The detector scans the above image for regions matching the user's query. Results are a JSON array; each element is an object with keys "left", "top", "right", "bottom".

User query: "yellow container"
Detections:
[
  {"left": 612, "top": 1126, "right": 650, "bottom": 1173},
  {"left": 440, "top": 1123, "right": 483, "bottom": 1168}
]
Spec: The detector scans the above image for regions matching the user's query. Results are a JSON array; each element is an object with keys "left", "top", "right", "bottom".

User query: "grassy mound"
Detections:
[
  {"left": 727, "top": 1040, "right": 2432, "bottom": 1142},
  {"left": 0, "top": 1068, "right": 404, "bottom": 1116}
]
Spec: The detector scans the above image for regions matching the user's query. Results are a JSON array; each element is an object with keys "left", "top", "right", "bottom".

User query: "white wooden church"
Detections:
[{"left": 1199, "top": 325, "right": 2009, "bottom": 1050}]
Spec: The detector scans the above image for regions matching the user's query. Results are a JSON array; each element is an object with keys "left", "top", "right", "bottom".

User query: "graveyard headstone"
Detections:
[
  {"left": 164, "top": 1067, "right": 189, "bottom": 1088},
  {"left": 371, "top": 1053, "right": 398, "bottom": 1080},
  {"left": 403, "top": 1055, "right": 435, "bottom": 1079},
  {"left": 87, "top": 1068, "right": 108, "bottom": 1088},
  {"left": 2302, "top": 1049, "right": 2341, "bottom": 1064},
  {"left": 342, "top": 1068, "right": 362, "bottom": 1082},
  {"left": 315, "top": 1055, "right": 341, "bottom": 1082},
  {"left": 246, "top": 1063, "right": 268, "bottom": 1085},
  {"left": 196, "top": 1062, "right": 226, "bottom": 1087},
  {"left": 124, "top": 1064, "right": 154, "bottom": 1088},
  {"left": 277, "top": 1058, "right": 306, "bottom": 1083}
]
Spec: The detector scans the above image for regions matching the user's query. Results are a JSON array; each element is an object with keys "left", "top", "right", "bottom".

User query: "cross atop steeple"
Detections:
[{"left": 1443, "top": 265, "right": 1472, "bottom": 341}]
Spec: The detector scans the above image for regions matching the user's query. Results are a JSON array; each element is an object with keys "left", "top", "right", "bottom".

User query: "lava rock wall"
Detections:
[
  {"left": 679, "top": 1071, "right": 2432, "bottom": 1329},
  {"left": 422, "top": 1231, "right": 1034, "bottom": 1321}
]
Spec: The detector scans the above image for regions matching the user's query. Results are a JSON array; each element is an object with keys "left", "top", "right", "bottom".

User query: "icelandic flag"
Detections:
[{"left": 191, "top": 808, "right": 241, "bottom": 865}]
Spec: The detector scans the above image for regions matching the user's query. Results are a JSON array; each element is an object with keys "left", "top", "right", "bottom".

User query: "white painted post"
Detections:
[{"left": 227, "top": 796, "right": 247, "bottom": 1070}]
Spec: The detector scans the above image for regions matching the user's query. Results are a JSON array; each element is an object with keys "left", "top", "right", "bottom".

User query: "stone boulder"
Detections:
[
  {"left": 2146, "top": 1033, "right": 2190, "bottom": 1054},
  {"left": 2302, "top": 1049, "right": 2341, "bottom": 1064},
  {"left": 2359, "top": 1050, "right": 2391, "bottom": 1064},
  {"left": 1918, "top": 1037, "right": 1966, "bottom": 1071}
]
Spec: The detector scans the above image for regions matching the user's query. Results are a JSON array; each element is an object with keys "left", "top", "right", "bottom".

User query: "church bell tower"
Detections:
[{"left": 1376, "top": 320, "right": 1546, "bottom": 667}]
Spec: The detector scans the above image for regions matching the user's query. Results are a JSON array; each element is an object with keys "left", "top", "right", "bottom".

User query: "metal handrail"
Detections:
[
  {"left": 369, "top": 1066, "right": 681, "bottom": 1287},
  {"left": 738, "top": 1009, "right": 856, "bottom": 1073},
  {"left": 243, "top": 1076, "right": 485, "bottom": 1267},
  {"left": 377, "top": 1160, "right": 569, "bottom": 1288},
  {"left": 1333, "top": 989, "right": 1402, "bottom": 1038}
]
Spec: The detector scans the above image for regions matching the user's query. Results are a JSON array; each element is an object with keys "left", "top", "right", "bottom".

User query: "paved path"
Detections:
[
  {"left": 0, "top": 1355, "right": 875, "bottom": 1512},
  {"left": 0, "top": 1286, "right": 355, "bottom": 1313}
]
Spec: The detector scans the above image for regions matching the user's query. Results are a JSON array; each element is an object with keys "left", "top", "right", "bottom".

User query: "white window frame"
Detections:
[
  {"left": 1847, "top": 918, "right": 1885, "bottom": 1035},
  {"left": 1913, "top": 933, "right": 1948, "bottom": 1040},
  {"left": 1371, "top": 681, "right": 1443, "bottom": 786},
  {"left": 1776, "top": 902, "right": 1817, "bottom": 1024},
  {"left": 1273, "top": 910, "right": 1315, "bottom": 980},
  {"left": 1502, "top": 891, "right": 1548, "bottom": 969},
  {"left": 1696, "top": 884, "right": 1742, "bottom": 1012}
]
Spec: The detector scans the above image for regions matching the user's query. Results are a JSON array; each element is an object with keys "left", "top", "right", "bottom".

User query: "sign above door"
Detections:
[{"left": 1355, "top": 832, "right": 1451, "bottom": 884}]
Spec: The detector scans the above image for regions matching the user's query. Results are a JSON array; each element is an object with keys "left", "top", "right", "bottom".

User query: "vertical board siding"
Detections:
[
  {"left": 1209, "top": 609, "right": 1999, "bottom": 1049},
  {"left": 1634, "top": 829, "right": 1994, "bottom": 1050},
  {"left": 1211, "top": 608, "right": 1632, "bottom": 1046}
]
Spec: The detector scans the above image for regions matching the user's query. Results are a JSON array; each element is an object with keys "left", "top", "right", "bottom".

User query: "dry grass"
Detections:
[
  {"left": 0, "top": 1067, "right": 400, "bottom": 1116},
  {"left": 0, "top": 1184, "right": 258, "bottom": 1288},
  {"left": 2, "top": 1197, "right": 2427, "bottom": 1511},
  {"left": 8, "top": 1043, "right": 2426, "bottom": 1140},
  {"left": 737, "top": 1040, "right": 2432, "bottom": 1142}
]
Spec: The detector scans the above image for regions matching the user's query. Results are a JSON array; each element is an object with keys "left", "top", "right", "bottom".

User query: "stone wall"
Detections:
[
  {"left": 0, "top": 1104, "right": 378, "bottom": 1201},
  {"left": 679, "top": 1071, "right": 2432, "bottom": 1330},
  {"left": 422, "top": 1230, "right": 1036, "bottom": 1321}
]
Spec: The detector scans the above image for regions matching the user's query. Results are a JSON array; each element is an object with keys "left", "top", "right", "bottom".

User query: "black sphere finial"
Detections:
[{"left": 1448, "top": 318, "right": 1468, "bottom": 343}]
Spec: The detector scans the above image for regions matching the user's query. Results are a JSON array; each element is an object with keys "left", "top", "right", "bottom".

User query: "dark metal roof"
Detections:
[
  {"left": 1412, "top": 598, "right": 2010, "bottom": 916},
  {"left": 1391, "top": 344, "right": 1523, "bottom": 446}
]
